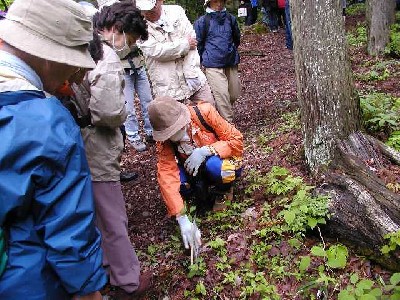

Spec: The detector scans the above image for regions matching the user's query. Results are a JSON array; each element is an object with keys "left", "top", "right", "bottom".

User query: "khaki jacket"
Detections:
[
  {"left": 156, "top": 103, "right": 243, "bottom": 216},
  {"left": 80, "top": 44, "right": 128, "bottom": 182},
  {"left": 138, "top": 5, "right": 206, "bottom": 101}
]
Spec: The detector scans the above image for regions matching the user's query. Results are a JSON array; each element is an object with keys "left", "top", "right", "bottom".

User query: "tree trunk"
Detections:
[
  {"left": 366, "top": 0, "right": 396, "bottom": 55},
  {"left": 318, "top": 132, "right": 400, "bottom": 271},
  {"left": 291, "top": 0, "right": 400, "bottom": 271},
  {"left": 291, "top": 0, "right": 360, "bottom": 174}
]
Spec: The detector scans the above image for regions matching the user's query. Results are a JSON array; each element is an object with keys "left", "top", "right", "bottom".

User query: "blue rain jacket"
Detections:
[
  {"left": 0, "top": 90, "right": 107, "bottom": 299},
  {"left": 194, "top": 11, "right": 240, "bottom": 68}
]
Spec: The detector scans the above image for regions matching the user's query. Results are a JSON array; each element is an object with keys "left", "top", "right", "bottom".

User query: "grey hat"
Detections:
[
  {"left": 148, "top": 96, "right": 191, "bottom": 142},
  {"left": 0, "top": 0, "right": 96, "bottom": 69}
]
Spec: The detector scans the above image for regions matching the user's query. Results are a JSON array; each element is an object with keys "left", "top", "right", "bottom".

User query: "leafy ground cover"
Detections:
[{"left": 116, "top": 10, "right": 400, "bottom": 300}]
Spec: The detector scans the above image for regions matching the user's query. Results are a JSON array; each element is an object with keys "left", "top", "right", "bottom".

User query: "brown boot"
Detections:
[{"left": 108, "top": 271, "right": 153, "bottom": 300}]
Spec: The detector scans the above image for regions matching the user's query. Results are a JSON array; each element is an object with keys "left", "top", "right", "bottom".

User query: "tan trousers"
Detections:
[
  {"left": 205, "top": 66, "right": 241, "bottom": 123},
  {"left": 93, "top": 181, "right": 140, "bottom": 293}
]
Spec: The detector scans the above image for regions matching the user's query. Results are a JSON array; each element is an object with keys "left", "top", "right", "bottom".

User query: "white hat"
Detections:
[
  {"left": 0, "top": 0, "right": 95, "bottom": 69},
  {"left": 79, "top": 1, "right": 98, "bottom": 17},
  {"left": 204, "top": 0, "right": 226, "bottom": 6},
  {"left": 97, "top": 0, "right": 118, "bottom": 9},
  {"left": 136, "top": 0, "right": 156, "bottom": 10}
]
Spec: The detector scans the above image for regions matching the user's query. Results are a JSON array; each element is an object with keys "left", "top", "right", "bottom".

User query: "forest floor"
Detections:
[{"left": 113, "top": 10, "right": 400, "bottom": 300}]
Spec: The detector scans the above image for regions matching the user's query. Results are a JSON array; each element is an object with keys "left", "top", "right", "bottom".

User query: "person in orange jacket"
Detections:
[{"left": 148, "top": 96, "right": 243, "bottom": 249}]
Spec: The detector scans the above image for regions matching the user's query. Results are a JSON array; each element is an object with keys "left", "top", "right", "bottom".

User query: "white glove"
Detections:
[
  {"left": 186, "top": 77, "right": 202, "bottom": 92},
  {"left": 184, "top": 146, "right": 212, "bottom": 176},
  {"left": 176, "top": 215, "right": 201, "bottom": 249}
]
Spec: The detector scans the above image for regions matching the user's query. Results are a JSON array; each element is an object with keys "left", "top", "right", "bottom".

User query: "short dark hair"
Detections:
[{"left": 94, "top": 0, "right": 148, "bottom": 41}]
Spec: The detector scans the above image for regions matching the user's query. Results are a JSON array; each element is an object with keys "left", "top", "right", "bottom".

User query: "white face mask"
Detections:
[
  {"left": 112, "top": 31, "right": 131, "bottom": 59},
  {"left": 170, "top": 126, "right": 190, "bottom": 142},
  {"left": 170, "top": 127, "right": 195, "bottom": 156}
]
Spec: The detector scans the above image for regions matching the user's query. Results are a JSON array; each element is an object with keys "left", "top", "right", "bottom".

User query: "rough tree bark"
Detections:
[
  {"left": 291, "top": 0, "right": 400, "bottom": 270},
  {"left": 366, "top": 0, "right": 396, "bottom": 55}
]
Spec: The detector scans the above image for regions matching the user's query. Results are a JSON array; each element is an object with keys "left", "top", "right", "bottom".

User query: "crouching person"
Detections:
[{"left": 148, "top": 96, "right": 244, "bottom": 249}]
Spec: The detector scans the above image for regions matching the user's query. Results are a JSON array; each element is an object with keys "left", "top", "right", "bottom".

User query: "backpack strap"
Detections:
[
  {"left": 229, "top": 13, "right": 240, "bottom": 46},
  {"left": 193, "top": 105, "right": 217, "bottom": 136},
  {"left": 202, "top": 13, "right": 212, "bottom": 42}
]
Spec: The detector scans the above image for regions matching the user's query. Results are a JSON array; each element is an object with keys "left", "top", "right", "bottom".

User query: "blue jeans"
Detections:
[
  {"left": 285, "top": 0, "right": 293, "bottom": 50},
  {"left": 124, "top": 66, "right": 153, "bottom": 142},
  {"left": 260, "top": 7, "right": 269, "bottom": 25}
]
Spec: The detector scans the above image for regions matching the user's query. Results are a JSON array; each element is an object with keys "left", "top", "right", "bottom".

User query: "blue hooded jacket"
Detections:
[
  {"left": 194, "top": 10, "right": 241, "bottom": 68},
  {"left": 0, "top": 90, "right": 107, "bottom": 299}
]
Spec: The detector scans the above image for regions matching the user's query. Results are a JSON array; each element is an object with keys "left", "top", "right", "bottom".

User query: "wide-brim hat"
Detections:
[
  {"left": 0, "top": 0, "right": 95, "bottom": 69},
  {"left": 136, "top": 0, "right": 156, "bottom": 10},
  {"left": 148, "top": 96, "right": 191, "bottom": 142}
]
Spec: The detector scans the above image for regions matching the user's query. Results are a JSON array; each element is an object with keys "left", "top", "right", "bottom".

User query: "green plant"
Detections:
[
  {"left": 187, "top": 257, "right": 207, "bottom": 278},
  {"left": 381, "top": 230, "right": 400, "bottom": 255},
  {"left": 385, "top": 15, "right": 400, "bottom": 57},
  {"left": 310, "top": 244, "right": 349, "bottom": 269},
  {"left": 386, "top": 130, "right": 400, "bottom": 151},
  {"left": 357, "top": 67, "right": 390, "bottom": 82},
  {"left": 279, "top": 110, "right": 301, "bottom": 132},
  {"left": 223, "top": 269, "right": 280, "bottom": 299},
  {"left": 347, "top": 25, "right": 367, "bottom": 47},
  {"left": 360, "top": 93, "right": 400, "bottom": 134},
  {"left": 250, "top": 240, "right": 272, "bottom": 269},
  {"left": 0, "top": 0, "right": 12, "bottom": 11},
  {"left": 346, "top": 3, "right": 365, "bottom": 16},
  {"left": 338, "top": 274, "right": 381, "bottom": 299},
  {"left": 338, "top": 273, "right": 400, "bottom": 299}
]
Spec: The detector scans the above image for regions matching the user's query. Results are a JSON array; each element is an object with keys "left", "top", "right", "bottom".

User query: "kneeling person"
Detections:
[{"left": 148, "top": 96, "right": 244, "bottom": 249}]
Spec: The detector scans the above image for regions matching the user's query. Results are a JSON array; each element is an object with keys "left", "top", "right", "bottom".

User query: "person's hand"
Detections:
[
  {"left": 72, "top": 291, "right": 102, "bottom": 300},
  {"left": 184, "top": 146, "right": 212, "bottom": 176},
  {"left": 176, "top": 215, "right": 201, "bottom": 249},
  {"left": 186, "top": 77, "right": 202, "bottom": 92},
  {"left": 187, "top": 35, "right": 197, "bottom": 50}
]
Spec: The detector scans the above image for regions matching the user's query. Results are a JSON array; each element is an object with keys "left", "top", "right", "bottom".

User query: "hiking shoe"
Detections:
[
  {"left": 108, "top": 271, "right": 153, "bottom": 300},
  {"left": 120, "top": 171, "right": 139, "bottom": 182},
  {"left": 145, "top": 134, "right": 155, "bottom": 144},
  {"left": 129, "top": 139, "right": 147, "bottom": 152}
]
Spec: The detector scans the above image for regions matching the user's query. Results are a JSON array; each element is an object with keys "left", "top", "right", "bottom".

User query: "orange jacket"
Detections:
[{"left": 156, "top": 102, "right": 243, "bottom": 216}]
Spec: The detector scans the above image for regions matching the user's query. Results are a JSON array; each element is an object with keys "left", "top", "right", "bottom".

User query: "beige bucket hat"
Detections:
[
  {"left": 148, "top": 96, "right": 191, "bottom": 142},
  {"left": 136, "top": 0, "right": 156, "bottom": 11},
  {"left": 0, "top": 0, "right": 95, "bottom": 69}
]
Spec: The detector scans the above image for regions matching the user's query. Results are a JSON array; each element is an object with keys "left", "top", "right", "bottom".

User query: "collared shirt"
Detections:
[{"left": 0, "top": 50, "right": 43, "bottom": 91}]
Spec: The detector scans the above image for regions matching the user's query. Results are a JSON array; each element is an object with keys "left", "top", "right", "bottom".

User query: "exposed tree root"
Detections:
[{"left": 318, "top": 132, "right": 400, "bottom": 271}]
